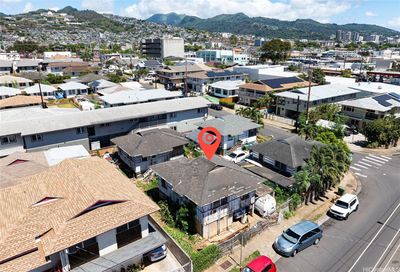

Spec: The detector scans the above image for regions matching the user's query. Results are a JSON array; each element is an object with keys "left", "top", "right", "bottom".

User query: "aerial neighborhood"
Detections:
[{"left": 0, "top": 2, "right": 399, "bottom": 272}]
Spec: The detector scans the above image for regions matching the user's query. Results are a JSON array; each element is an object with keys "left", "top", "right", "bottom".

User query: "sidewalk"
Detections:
[
  {"left": 206, "top": 171, "right": 360, "bottom": 272},
  {"left": 344, "top": 135, "right": 400, "bottom": 155},
  {"left": 263, "top": 118, "right": 295, "bottom": 132}
]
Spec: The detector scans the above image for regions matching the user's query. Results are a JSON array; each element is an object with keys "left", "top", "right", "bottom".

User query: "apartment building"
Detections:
[{"left": 140, "top": 37, "right": 184, "bottom": 59}]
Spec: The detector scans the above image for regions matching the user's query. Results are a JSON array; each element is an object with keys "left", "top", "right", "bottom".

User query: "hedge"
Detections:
[
  {"left": 220, "top": 101, "right": 235, "bottom": 109},
  {"left": 192, "top": 244, "right": 222, "bottom": 272}
]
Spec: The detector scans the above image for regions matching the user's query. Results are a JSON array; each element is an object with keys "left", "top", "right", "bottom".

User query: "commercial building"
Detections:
[
  {"left": 140, "top": 37, "right": 184, "bottom": 59},
  {"left": 187, "top": 70, "right": 245, "bottom": 93},
  {"left": 196, "top": 50, "right": 249, "bottom": 65}
]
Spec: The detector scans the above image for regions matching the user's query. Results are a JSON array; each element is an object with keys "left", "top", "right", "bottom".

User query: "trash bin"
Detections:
[{"left": 338, "top": 186, "right": 345, "bottom": 196}]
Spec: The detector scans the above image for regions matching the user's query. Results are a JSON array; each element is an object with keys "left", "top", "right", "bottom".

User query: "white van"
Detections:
[{"left": 255, "top": 194, "right": 276, "bottom": 217}]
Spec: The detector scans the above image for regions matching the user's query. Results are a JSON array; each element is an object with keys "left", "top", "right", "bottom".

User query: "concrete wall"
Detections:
[
  {"left": 97, "top": 229, "right": 118, "bottom": 256},
  {"left": 162, "top": 38, "right": 184, "bottom": 59}
]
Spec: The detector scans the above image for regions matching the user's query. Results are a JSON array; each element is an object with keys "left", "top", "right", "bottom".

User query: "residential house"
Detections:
[
  {"left": 112, "top": 128, "right": 189, "bottom": 176},
  {"left": 138, "top": 60, "right": 164, "bottom": 72},
  {"left": 156, "top": 63, "right": 210, "bottom": 89},
  {"left": 238, "top": 76, "right": 310, "bottom": 106},
  {"left": 152, "top": 156, "right": 267, "bottom": 238},
  {"left": 0, "top": 75, "right": 34, "bottom": 88},
  {"left": 190, "top": 115, "right": 260, "bottom": 154},
  {"left": 274, "top": 84, "right": 361, "bottom": 118},
  {"left": 100, "top": 89, "right": 183, "bottom": 108},
  {"left": 187, "top": 70, "right": 246, "bottom": 94},
  {"left": 250, "top": 135, "right": 320, "bottom": 177},
  {"left": 339, "top": 93, "right": 400, "bottom": 129},
  {"left": 0, "top": 86, "right": 20, "bottom": 100},
  {"left": 0, "top": 97, "right": 209, "bottom": 156},
  {"left": 0, "top": 60, "right": 13, "bottom": 74},
  {"left": 46, "top": 62, "right": 90, "bottom": 75},
  {"left": 88, "top": 79, "right": 118, "bottom": 92},
  {"left": 0, "top": 157, "right": 162, "bottom": 272},
  {"left": 209, "top": 80, "right": 244, "bottom": 102},
  {"left": 57, "top": 82, "right": 89, "bottom": 98},
  {"left": 23, "top": 83, "right": 56, "bottom": 97},
  {"left": 15, "top": 59, "right": 40, "bottom": 73},
  {"left": 0, "top": 95, "right": 43, "bottom": 110},
  {"left": 233, "top": 65, "right": 286, "bottom": 81}
]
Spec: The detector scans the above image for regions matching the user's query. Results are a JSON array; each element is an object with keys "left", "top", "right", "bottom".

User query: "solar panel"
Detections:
[
  {"left": 372, "top": 94, "right": 392, "bottom": 107},
  {"left": 206, "top": 70, "right": 243, "bottom": 78},
  {"left": 259, "top": 77, "right": 304, "bottom": 89},
  {"left": 389, "top": 92, "right": 400, "bottom": 101}
]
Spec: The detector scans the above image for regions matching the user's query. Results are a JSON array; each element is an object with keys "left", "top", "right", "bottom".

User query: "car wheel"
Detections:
[
  {"left": 314, "top": 238, "right": 320, "bottom": 245},
  {"left": 355, "top": 205, "right": 359, "bottom": 211},
  {"left": 345, "top": 213, "right": 349, "bottom": 220},
  {"left": 292, "top": 250, "right": 298, "bottom": 257}
]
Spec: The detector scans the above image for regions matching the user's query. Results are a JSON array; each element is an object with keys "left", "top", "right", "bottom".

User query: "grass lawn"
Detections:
[
  {"left": 229, "top": 250, "right": 261, "bottom": 272},
  {"left": 54, "top": 103, "right": 77, "bottom": 108}
]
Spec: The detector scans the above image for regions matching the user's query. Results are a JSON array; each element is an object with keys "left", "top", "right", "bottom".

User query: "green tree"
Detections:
[
  {"left": 175, "top": 205, "right": 190, "bottom": 233},
  {"left": 259, "top": 39, "right": 292, "bottom": 64},
  {"left": 158, "top": 201, "right": 175, "bottom": 227},
  {"left": 107, "top": 73, "right": 127, "bottom": 83},
  {"left": 236, "top": 107, "right": 264, "bottom": 126},
  {"left": 362, "top": 115, "right": 400, "bottom": 148},
  {"left": 299, "top": 68, "right": 326, "bottom": 85},
  {"left": 229, "top": 35, "right": 238, "bottom": 46},
  {"left": 254, "top": 93, "right": 274, "bottom": 109}
]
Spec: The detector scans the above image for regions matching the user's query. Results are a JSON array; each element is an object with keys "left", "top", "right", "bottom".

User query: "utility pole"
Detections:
[
  {"left": 296, "top": 95, "right": 300, "bottom": 132},
  {"left": 37, "top": 64, "right": 46, "bottom": 109},
  {"left": 305, "top": 69, "right": 312, "bottom": 122},
  {"left": 184, "top": 56, "right": 188, "bottom": 96}
]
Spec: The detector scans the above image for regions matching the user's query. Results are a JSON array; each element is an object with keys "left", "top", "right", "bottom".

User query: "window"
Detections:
[
  {"left": 240, "top": 193, "right": 249, "bottom": 200},
  {"left": 262, "top": 264, "right": 273, "bottom": 272},
  {"left": 212, "top": 200, "right": 221, "bottom": 209},
  {"left": 31, "top": 134, "right": 43, "bottom": 142},
  {"left": 170, "top": 112, "right": 177, "bottom": 118},
  {"left": 221, "top": 197, "right": 228, "bottom": 205},
  {"left": 76, "top": 127, "right": 85, "bottom": 134},
  {"left": 1, "top": 135, "right": 17, "bottom": 145},
  {"left": 161, "top": 179, "right": 167, "bottom": 189},
  {"left": 343, "top": 106, "right": 354, "bottom": 112}
]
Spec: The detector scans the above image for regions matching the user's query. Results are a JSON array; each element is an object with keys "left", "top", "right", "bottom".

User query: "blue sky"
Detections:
[{"left": 1, "top": 0, "right": 400, "bottom": 31}]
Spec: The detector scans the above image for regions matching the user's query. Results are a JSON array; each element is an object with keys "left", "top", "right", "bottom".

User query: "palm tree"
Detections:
[
  {"left": 254, "top": 94, "right": 273, "bottom": 110},
  {"left": 236, "top": 107, "right": 264, "bottom": 126}
]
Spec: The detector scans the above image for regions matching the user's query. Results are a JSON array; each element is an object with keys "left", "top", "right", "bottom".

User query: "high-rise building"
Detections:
[
  {"left": 140, "top": 37, "right": 184, "bottom": 59},
  {"left": 336, "top": 30, "right": 343, "bottom": 41},
  {"left": 352, "top": 32, "right": 360, "bottom": 42},
  {"left": 367, "top": 34, "right": 380, "bottom": 43}
]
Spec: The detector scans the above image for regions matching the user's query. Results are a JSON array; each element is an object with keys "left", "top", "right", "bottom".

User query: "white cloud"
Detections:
[
  {"left": 122, "top": 0, "right": 351, "bottom": 22},
  {"left": 81, "top": 0, "right": 114, "bottom": 13},
  {"left": 388, "top": 16, "right": 400, "bottom": 29},
  {"left": 49, "top": 7, "right": 60, "bottom": 12},
  {"left": 22, "top": 2, "right": 33, "bottom": 13},
  {"left": 365, "top": 11, "right": 376, "bottom": 17}
]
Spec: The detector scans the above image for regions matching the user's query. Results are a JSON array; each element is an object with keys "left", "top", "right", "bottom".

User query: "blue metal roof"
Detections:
[
  {"left": 259, "top": 76, "right": 304, "bottom": 89},
  {"left": 289, "top": 220, "right": 319, "bottom": 236},
  {"left": 206, "top": 70, "right": 243, "bottom": 78}
]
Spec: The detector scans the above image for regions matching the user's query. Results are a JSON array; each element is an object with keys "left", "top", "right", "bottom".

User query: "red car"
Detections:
[{"left": 242, "top": 255, "right": 276, "bottom": 272}]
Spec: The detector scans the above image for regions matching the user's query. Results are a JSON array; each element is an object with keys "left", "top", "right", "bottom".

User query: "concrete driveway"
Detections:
[{"left": 143, "top": 249, "right": 182, "bottom": 272}]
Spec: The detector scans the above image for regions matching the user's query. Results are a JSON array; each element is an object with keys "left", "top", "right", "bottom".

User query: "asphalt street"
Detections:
[{"left": 276, "top": 152, "right": 400, "bottom": 272}]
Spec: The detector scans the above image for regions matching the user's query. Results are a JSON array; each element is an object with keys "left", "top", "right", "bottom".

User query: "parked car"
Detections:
[
  {"left": 146, "top": 244, "right": 167, "bottom": 262},
  {"left": 223, "top": 150, "right": 249, "bottom": 163},
  {"left": 243, "top": 255, "right": 276, "bottom": 272},
  {"left": 210, "top": 103, "right": 223, "bottom": 110},
  {"left": 255, "top": 195, "right": 277, "bottom": 217},
  {"left": 273, "top": 220, "right": 323, "bottom": 257},
  {"left": 329, "top": 193, "right": 359, "bottom": 220}
]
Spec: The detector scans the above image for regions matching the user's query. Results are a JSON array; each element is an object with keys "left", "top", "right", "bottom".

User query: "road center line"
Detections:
[{"left": 347, "top": 201, "right": 400, "bottom": 272}]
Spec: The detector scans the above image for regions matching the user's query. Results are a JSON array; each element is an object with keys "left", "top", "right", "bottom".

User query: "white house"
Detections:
[
  {"left": 209, "top": 80, "right": 244, "bottom": 99},
  {"left": 57, "top": 82, "right": 89, "bottom": 97}
]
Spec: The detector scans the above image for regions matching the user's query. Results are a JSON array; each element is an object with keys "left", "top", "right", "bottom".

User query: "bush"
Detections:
[
  {"left": 192, "top": 245, "right": 222, "bottom": 272},
  {"left": 176, "top": 205, "right": 190, "bottom": 233},
  {"left": 284, "top": 210, "right": 295, "bottom": 220},
  {"left": 158, "top": 201, "right": 175, "bottom": 227},
  {"left": 220, "top": 101, "right": 235, "bottom": 109},
  {"left": 290, "top": 193, "right": 301, "bottom": 211}
]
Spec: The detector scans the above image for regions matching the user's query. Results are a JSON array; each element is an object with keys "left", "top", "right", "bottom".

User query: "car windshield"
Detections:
[
  {"left": 335, "top": 200, "right": 349, "bottom": 209},
  {"left": 229, "top": 153, "right": 237, "bottom": 158},
  {"left": 242, "top": 267, "right": 254, "bottom": 272},
  {"left": 282, "top": 228, "right": 300, "bottom": 243}
]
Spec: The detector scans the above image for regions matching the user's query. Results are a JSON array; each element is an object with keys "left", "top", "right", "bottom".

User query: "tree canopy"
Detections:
[
  {"left": 362, "top": 115, "right": 400, "bottom": 148},
  {"left": 299, "top": 68, "right": 326, "bottom": 85},
  {"left": 259, "top": 39, "right": 291, "bottom": 64}
]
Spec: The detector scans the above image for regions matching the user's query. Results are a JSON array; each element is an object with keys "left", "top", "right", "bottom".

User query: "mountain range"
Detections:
[{"left": 147, "top": 12, "right": 400, "bottom": 39}]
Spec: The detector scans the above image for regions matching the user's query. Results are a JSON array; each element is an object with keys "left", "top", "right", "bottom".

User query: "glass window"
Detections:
[
  {"left": 76, "top": 127, "right": 85, "bottom": 134},
  {"left": 31, "top": 134, "right": 43, "bottom": 142}
]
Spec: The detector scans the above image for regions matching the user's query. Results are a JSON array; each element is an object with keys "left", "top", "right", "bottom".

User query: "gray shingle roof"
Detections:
[
  {"left": 111, "top": 128, "right": 189, "bottom": 157},
  {"left": 251, "top": 136, "right": 321, "bottom": 168},
  {"left": 196, "top": 115, "right": 261, "bottom": 136},
  {"left": 339, "top": 93, "right": 400, "bottom": 112},
  {"left": 151, "top": 156, "right": 264, "bottom": 207}
]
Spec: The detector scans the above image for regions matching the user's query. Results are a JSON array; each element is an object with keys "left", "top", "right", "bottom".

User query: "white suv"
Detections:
[{"left": 329, "top": 194, "right": 359, "bottom": 220}]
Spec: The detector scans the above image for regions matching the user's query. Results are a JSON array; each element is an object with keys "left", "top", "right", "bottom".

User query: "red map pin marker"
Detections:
[{"left": 198, "top": 127, "right": 221, "bottom": 160}]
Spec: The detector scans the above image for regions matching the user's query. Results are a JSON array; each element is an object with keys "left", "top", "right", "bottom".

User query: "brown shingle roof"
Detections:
[
  {"left": 0, "top": 157, "right": 158, "bottom": 272},
  {"left": 0, "top": 95, "right": 43, "bottom": 109}
]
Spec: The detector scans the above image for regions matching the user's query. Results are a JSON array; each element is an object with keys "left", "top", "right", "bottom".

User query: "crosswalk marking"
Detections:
[
  {"left": 362, "top": 158, "right": 384, "bottom": 166},
  {"left": 354, "top": 163, "right": 368, "bottom": 169},
  {"left": 358, "top": 161, "right": 372, "bottom": 167},
  {"left": 350, "top": 166, "right": 361, "bottom": 171},
  {"left": 368, "top": 155, "right": 390, "bottom": 162},
  {"left": 355, "top": 173, "right": 368, "bottom": 178},
  {"left": 379, "top": 155, "right": 392, "bottom": 160},
  {"left": 365, "top": 156, "right": 387, "bottom": 164}
]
